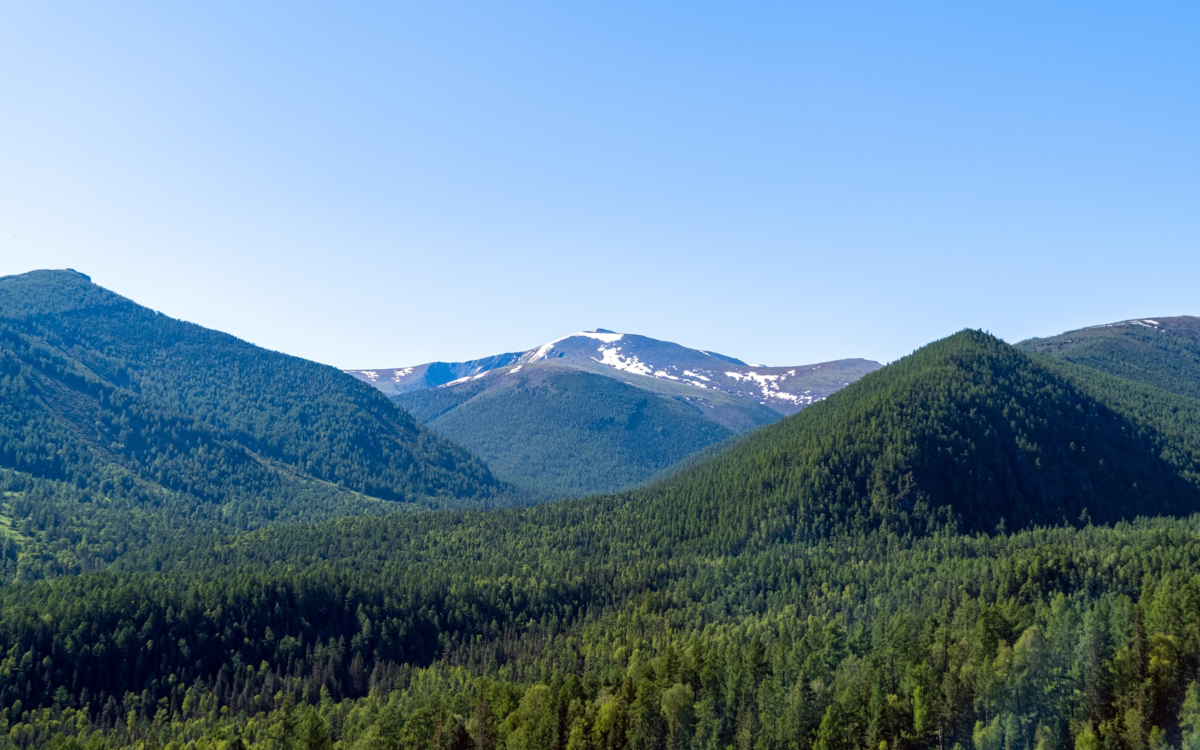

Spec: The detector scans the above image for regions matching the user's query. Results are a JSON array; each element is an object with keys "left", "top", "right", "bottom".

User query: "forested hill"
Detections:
[
  {"left": 1018, "top": 316, "right": 1200, "bottom": 400},
  {"left": 595, "top": 328, "right": 1200, "bottom": 547},
  {"left": 0, "top": 270, "right": 513, "bottom": 574}
]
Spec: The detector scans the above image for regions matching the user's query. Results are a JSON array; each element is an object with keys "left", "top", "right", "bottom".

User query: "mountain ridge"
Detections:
[
  {"left": 600, "top": 329, "right": 1200, "bottom": 550},
  {"left": 1018, "top": 315, "right": 1200, "bottom": 401},
  {"left": 348, "top": 329, "right": 881, "bottom": 417}
]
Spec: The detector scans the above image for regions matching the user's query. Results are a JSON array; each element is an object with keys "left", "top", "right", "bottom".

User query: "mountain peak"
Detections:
[{"left": 0, "top": 268, "right": 127, "bottom": 319}]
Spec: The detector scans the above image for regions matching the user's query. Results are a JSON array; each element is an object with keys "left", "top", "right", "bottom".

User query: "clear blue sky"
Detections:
[{"left": 2, "top": 2, "right": 1197, "bottom": 368}]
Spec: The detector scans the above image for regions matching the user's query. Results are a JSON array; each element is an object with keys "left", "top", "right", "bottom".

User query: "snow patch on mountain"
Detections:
[
  {"left": 440, "top": 370, "right": 492, "bottom": 388},
  {"left": 722, "top": 369, "right": 820, "bottom": 405},
  {"left": 724, "top": 371, "right": 778, "bottom": 387},
  {"left": 351, "top": 367, "right": 416, "bottom": 383},
  {"left": 593, "top": 346, "right": 654, "bottom": 376},
  {"left": 348, "top": 328, "right": 881, "bottom": 416},
  {"left": 524, "top": 337, "right": 568, "bottom": 363}
]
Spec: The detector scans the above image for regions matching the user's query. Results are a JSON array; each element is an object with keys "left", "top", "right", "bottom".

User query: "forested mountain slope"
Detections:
[
  {"left": 0, "top": 270, "right": 513, "bottom": 576},
  {"left": 1018, "top": 316, "right": 1200, "bottom": 400},
  {"left": 396, "top": 365, "right": 760, "bottom": 497},
  {"left": 8, "top": 330, "right": 1200, "bottom": 749}
]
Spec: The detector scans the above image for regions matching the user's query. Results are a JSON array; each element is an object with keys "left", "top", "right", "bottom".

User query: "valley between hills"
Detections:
[{"left": 4, "top": 270, "right": 1200, "bottom": 750}]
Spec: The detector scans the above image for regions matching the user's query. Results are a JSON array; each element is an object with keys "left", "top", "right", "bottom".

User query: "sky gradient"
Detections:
[{"left": 2, "top": 2, "right": 1197, "bottom": 368}]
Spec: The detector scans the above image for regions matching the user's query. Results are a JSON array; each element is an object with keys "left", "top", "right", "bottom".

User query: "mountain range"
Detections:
[
  {"left": 347, "top": 331, "right": 881, "bottom": 496},
  {"left": 347, "top": 330, "right": 879, "bottom": 416},
  {"left": 6, "top": 269, "right": 1200, "bottom": 750}
]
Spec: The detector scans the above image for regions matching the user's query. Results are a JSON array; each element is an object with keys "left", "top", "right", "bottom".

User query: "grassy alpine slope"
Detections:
[
  {"left": 0, "top": 270, "right": 515, "bottom": 578},
  {"left": 6, "top": 331, "right": 1200, "bottom": 749}
]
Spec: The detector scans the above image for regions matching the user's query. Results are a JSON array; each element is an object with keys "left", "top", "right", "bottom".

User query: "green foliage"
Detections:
[
  {"left": 398, "top": 367, "right": 739, "bottom": 497},
  {"left": 6, "top": 517, "right": 1200, "bottom": 749},
  {"left": 0, "top": 467, "right": 404, "bottom": 581}
]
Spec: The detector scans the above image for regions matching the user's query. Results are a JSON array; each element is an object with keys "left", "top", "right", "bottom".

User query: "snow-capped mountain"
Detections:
[
  {"left": 347, "top": 330, "right": 881, "bottom": 417},
  {"left": 350, "top": 351, "right": 527, "bottom": 396}
]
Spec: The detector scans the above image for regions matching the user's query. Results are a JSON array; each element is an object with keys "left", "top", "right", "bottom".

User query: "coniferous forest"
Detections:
[{"left": 5, "top": 271, "right": 1200, "bottom": 750}]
